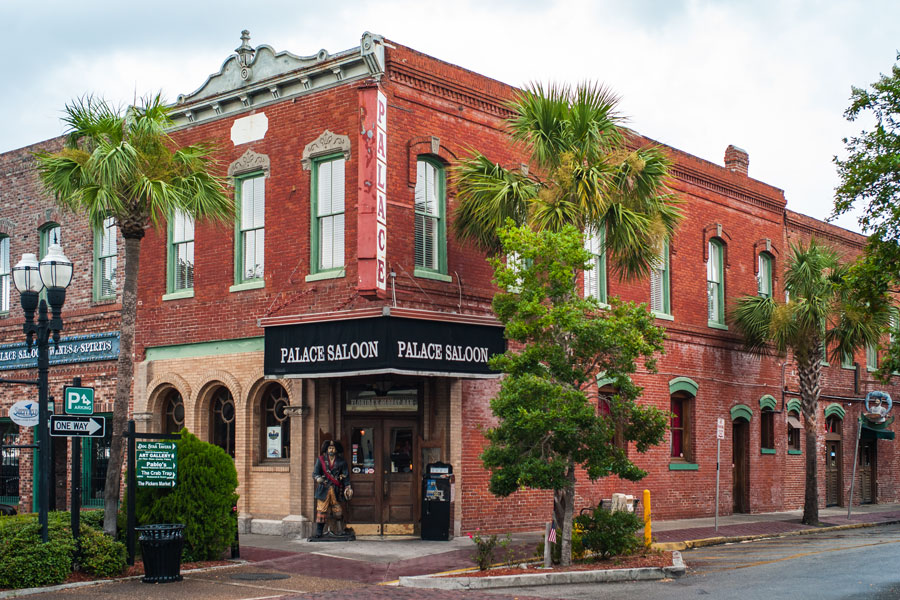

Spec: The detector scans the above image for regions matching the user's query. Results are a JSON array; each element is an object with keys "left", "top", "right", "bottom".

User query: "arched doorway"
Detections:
[
  {"left": 732, "top": 416, "right": 750, "bottom": 513},
  {"left": 825, "top": 414, "right": 842, "bottom": 506}
]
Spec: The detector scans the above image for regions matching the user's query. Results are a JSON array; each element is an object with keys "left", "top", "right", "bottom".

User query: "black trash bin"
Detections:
[
  {"left": 422, "top": 462, "right": 453, "bottom": 541},
  {"left": 136, "top": 524, "right": 185, "bottom": 583}
]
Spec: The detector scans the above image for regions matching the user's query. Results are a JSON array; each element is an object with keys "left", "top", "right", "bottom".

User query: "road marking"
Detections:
[{"left": 697, "top": 538, "right": 900, "bottom": 572}]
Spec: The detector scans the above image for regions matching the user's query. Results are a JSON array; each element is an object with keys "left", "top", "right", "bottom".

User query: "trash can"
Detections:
[
  {"left": 136, "top": 523, "right": 185, "bottom": 583},
  {"left": 422, "top": 462, "right": 453, "bottom": 541}
]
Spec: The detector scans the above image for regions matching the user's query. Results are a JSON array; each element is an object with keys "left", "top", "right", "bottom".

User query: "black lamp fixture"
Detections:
[{"left": 12, "top": 244, "right": 73, "bottom": 542}]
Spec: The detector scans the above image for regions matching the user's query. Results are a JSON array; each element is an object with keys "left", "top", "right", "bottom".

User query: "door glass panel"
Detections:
[
  {"left": 389, "top": 427, "right": 413, "bottom": 473},
  {"left": 351, "top": 426, "right": 376, "bottom": 473}
]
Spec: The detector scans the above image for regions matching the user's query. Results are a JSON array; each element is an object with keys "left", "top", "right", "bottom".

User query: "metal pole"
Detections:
[
  {"left": 848, "top": 416, "right": 863, "bottom": 519},
  {"left": 71, "top": 377, "right": 82, "bottom": 544},
  {"left": 37, "top": 299, "right": 50, "bottom": 544},
  {"left": 715, "top": 438, "right": 720, "bottom": 533},
  {"left": 127, "top": 420, "right": 136, "bottom": 566}
]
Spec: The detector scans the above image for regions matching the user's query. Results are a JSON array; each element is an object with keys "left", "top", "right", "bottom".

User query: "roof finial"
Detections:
[{"left": 235, "top": 30, "right": 255, "bottom": 81}]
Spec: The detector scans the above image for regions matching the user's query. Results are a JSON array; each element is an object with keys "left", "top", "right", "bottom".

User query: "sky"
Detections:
[{"left": 3, "top": 0, "right": 898, "bottom": 233}]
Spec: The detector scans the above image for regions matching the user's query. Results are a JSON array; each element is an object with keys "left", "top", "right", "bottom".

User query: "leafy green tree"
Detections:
[
  {"left": 833, "top": 53, "right": 900, "bottom": 378},
  {"left": 34, "top": 95, "right": 232, "bottom": 535},
  {"left": 482, "top": 223, "right": 669, "bottom": 566},
  {"left": 454, "top": 82, "right": 681, "bottom": 280},
  {"left": 731, "top": 240, "right": 889, "bottom": 524}
]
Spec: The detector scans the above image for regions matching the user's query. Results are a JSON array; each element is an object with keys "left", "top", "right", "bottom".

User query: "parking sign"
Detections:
[{"left": 64, "top": 386, "right": 95, "bottom": 415}]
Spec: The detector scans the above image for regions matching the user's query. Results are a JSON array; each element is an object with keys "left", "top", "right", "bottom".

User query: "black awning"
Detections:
[{"left": 264, "top": 315, "right": 506, "bottom": 378}]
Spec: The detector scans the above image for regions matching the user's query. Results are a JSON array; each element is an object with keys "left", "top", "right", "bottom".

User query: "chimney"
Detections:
[{"left": 724, "top": 145, "right": 749, "bottom": 176}]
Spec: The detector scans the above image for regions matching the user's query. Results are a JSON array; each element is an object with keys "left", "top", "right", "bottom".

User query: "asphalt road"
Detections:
[{"left": 488, "top": 522, "right": 900, "bottom": 600}]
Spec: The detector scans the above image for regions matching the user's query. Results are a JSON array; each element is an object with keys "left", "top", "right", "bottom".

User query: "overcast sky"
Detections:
[{"left": 4, "top": 0, "right": 897, "bottom": 232}]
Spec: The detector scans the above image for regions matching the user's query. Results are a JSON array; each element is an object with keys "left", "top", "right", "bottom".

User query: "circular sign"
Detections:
[{"left": 9, "top": 400, "right": 39, "bottom": 427}]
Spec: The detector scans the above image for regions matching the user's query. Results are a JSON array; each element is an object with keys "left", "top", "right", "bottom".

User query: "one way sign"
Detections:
[{"left": 49, "top": 415, "right": 106, "bottom": 438}]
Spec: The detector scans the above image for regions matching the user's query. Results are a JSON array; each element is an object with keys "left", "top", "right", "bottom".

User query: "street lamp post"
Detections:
[{"left": 12, "top": 245, "right": 73, "bottom": 543}]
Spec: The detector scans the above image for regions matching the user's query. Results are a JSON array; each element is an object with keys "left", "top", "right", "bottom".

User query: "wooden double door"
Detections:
[{"left": 345, "top": 418, "right": 419, "bottom": 533}]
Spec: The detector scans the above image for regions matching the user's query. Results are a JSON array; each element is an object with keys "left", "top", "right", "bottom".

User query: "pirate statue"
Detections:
[{"left": 311, "top": 439, "right": 354, "bottom": 539}]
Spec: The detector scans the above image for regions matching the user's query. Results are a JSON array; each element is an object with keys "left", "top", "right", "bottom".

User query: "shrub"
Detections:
[
  {"left": 134, "top": 429, "right": 239, "bottom": 561},
  {"left": 0, "top": 514, "right": 76, "bottom": 589},
  {"left": 79, "top": 510, "right": 104, "bottom": 532},
  {"left": 78, "top": 526, "right": 126, "bottom": 577},
  {"left": 469, "top": 531, "right": 499, "bottom": 570},
  {"left": 574, "top": 506, "right": 643, "bottom": 559}
]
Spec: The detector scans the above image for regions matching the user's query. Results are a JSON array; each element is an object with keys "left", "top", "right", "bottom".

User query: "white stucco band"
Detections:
[{"left": 231, "top": 113, "right": 268, "bottom": 145}]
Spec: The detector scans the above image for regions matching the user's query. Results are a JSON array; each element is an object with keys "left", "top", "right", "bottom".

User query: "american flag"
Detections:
[{"left": 548, "top": 522, "right": 557, "bottom": 544}]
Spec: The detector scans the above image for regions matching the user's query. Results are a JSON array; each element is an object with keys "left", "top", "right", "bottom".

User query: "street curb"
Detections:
[
  {"left": 651, "top": 519, "right": 900, "bottom": 551},
  {"left": 0, "top": 561, "right": 247, "bottom": 598},
  {"left": 397, "top": 551, "right": 685, "bottom": 590}
]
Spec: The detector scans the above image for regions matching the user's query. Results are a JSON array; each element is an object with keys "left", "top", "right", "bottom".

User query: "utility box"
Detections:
[{"left": 421, "top": 462, "right": 453, "bottom": 541}]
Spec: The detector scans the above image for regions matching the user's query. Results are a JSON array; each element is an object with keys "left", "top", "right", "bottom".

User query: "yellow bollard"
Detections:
[{"left": 643, "top": 489, "right": 652, "bottom": 548}]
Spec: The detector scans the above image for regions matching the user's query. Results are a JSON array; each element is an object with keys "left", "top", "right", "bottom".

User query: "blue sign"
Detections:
[{"left": 0, "top": 332, "right": 119, "bottom": 371}]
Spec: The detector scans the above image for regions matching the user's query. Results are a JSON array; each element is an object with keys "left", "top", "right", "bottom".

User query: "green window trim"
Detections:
[
  {"left": 414, "top": 268, "right": 452, "bottom": 282},
  {"left": 824, "top": 403, "right": 846, "bottom": 420},
  {"left": 38, "top": 222, "right": 61, "bottom": 303},
  {"left": 731, "top": 404, "right": 753, "bottom": 422},
  {"left": 788, "top": 449, "right": 803, "bottom": 455},
  {"left": 585, "top": 225, "right": 607, "bottom": 304},
  {"left": 234, "top": 172, "right": 266, "bottom": 285},
  {"left": 759, "top": 395, "right": 777, "bottom": 411},
  {"left": 707, "top": 239, "right": 725, "bottom": 327},
  {"left": 668, "top": 462, "right": 699, "bottom": 471},
  {"left": 81, "top": 412, "right": 113, "bottom": 508},
  {"left": 866, "top": 343, "right": 878, "bottom": 372},
  {"left": 414, "top": 156, "right": 448, "bottom": 277},
  {"left": 761, "top": 448, "right": 776, "bottom": 455},
  {"left": 650, "top": 240, "right": 671, "bottom": 316},
  {"left": 92, "top": 216, "right": 117, "bottom": 301},
  {"left": 167, "top": 209, "right": 195, "bottom": 295},
  {"left": 668, "top": 376, "right": 698, "bottom": 397},
  {"left": 757, "top": 252, "right": 773, "bottom": 298},
  {"left": 786, "top": 399, "right": 802, "bottom": 414},
  {"left": 310, "top": 154, "right": 346, "bottom": 277},
  {"left": 0, "top": 236, "right": 9, "bottom": 314},
  {"left": 841, "top": 351, "right": 854, "bottom": 370}
]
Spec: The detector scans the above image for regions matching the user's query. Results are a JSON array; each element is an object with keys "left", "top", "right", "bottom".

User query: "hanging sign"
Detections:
[{"left": 9, "top": 400, "right": 39, "bottom": 427}]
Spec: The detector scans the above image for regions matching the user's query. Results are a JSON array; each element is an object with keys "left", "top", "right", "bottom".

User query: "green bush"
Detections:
[
  {"left": 79, "top": 510, "right": 104, "bottom": 532},
  {"left": 134, "top": 429, "right": 238, "bottom": 561},
  {"left": 574, "top": 506, "right": 643, "bottom": 559},
  {"left": 0, "top": 514, "right": 76, "bottom": 589},
  {"left": 78, "top": 526, "right": 126, "bottom": 577}
]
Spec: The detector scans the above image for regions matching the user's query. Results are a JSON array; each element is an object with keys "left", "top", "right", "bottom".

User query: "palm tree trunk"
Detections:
[
  {"left": 103, "top": 234, "right": 142, "bottom": 535},
  {"left": 798, "top": 351, "right": 821, "bottom": 525}
]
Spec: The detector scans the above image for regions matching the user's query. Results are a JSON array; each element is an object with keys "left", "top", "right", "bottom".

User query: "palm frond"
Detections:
[{"left": 452, "top": 153, "right": 536, "bottom": 253}]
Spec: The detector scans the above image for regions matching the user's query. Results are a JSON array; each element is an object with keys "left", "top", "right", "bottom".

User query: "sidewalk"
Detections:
[{"left": 236, "top": 502, "right": 900, "bottom": 581}]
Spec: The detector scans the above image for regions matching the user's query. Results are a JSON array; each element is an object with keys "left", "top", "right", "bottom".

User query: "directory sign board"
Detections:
[{"left": 136, "top": 441, "right": 178, "bottom": 487}]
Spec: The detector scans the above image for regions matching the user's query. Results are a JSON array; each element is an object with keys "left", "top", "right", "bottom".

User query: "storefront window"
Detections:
[
  {"left": 82, "top": 417, "right": 112, "bottom": 508},
  {"left": 0, "top": 420, "right": 19, "bottom": 504},
  {"left": 261, "top": 384, "right": 290, "bottom": 460},
  {"left": 211, "top": 388, "right": 236, "bottom": 458},
  {"left": 164, "top": 390, "right": 185, "bottom": 435}
]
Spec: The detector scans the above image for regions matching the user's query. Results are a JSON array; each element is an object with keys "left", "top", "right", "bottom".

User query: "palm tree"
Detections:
[
  {"left": 453, "top": 81, "right": 682, "bottom": 280},
  {"left": 35, "top": 95, "right": 232, "bottom": 535},
  {"left": 455, "top": 82, "right": 682, "bottom": 565},
  {"left": 731, "top": 239, "right": 890, "bottom": 524}
]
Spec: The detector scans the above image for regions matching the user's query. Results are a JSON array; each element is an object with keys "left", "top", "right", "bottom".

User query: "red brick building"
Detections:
[
  {"left": 0, "top": 138, "right": 123, "bottom": 515},
  {"left": 5, "top": 31, "right": 896, "bottom": 536}
]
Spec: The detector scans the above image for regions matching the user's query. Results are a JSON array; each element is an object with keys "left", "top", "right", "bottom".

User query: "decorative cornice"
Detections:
[
  {"left": 228, "top": 149, "right": 270, "bottom": 177},
  {"left": 301, "top": 130, "right": 351, "bottom": 171},
  {"left": 387, "top": 64, "right": 514, "bottom": 119},
  {"left": 171, "top": 31, "right": 385, "bottom": 128},
  {"left": 670, "top": 165, "right": 785, "bottom": 215}
]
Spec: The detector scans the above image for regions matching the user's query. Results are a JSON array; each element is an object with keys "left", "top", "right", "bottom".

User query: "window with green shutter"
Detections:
[
  {"left": 311, "top": 156, "right": 345, "bottom": 276},
  {"left": 757, "top": 252, "right": 773, "bottom": 298},
  {"left": 707, "top": 239, "right": 725, "bottom": 327},
  {"left": 585, "top": 225, "right": 607, "bottom": 304},
  {"left": 167, "top": 209, "right": 194, "bottom": 295},
  {"left": 414, "top": 157, "right": 448, "bottom": 279},
  {"left": 235, "top": 174, "right": 265, "bottom": 284},
  {"left": 650, "top": 241, "right": 671, "bottom": 317},
  {"left": 0, "top": 236, "right": 9, "bottom": 314},
  {"left": 93, "top": 216, "right": 117, "bottom": 300}
]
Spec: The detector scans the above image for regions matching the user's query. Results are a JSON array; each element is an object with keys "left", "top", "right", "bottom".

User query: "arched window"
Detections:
[
  {"left": 670, "top": 393, "right": 692, "bottom": 461},
  {"left": 707, "top": 239, "right": 725, "bottom": 326},
  {"left": 210, "top": 387, "right": 236, "bottom": 458},
  {"left": 414, "top": 157, "right": 447, "bottom": 278},
  {"left": 757, "top": 252, "right": 773, "bottom": 298},
  {"left": 787, "top": 409, "right": 802, "bottom": 452},
  {"left": 163, "top": 389, "right": 185, "bottom": 435},
  {"left": 39, "top": 222, "right": 61, "bottom": 258},
  {"left": 260, "top": 384, "right": 290, "bottom": 460}
]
